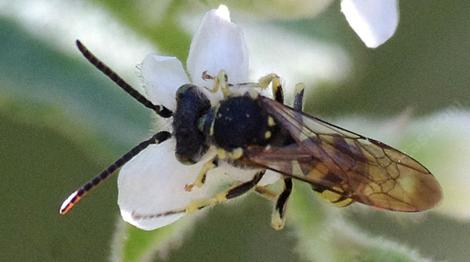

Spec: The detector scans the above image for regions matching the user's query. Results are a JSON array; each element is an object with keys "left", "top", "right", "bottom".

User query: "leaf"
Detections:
[
  {"left": 113, "top": 217, "right": 197, "bottom": 262},
  {"left": 289, "top": 183, "right": 431, "bottom": 261},
  {"left": 93, "top": 0, "right": 191, "bottom": 61},
  {"left": 0, "top": 17, "right": 151, "bottom": 152}
]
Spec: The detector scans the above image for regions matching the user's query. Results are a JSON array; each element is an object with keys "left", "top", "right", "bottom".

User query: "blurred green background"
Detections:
[{"left": 1, "top": 0, "right": 470, "bottom": 261}]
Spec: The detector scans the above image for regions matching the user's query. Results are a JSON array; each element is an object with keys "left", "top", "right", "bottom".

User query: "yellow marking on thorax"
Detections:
[
  {"left": 217, "top": 149, "right": 227, "bottom": 160},
  {"left": 217, "top": 148, "right": 244, "bottom": 160},
  {"left": 264, "top": 131, "right": 272, "bottom": 140},
  {"left": 268, "top": 116, "right": 276, "bottom": 127},
  {"left": 228, "top": 148, "right": 244, "bottom": 159}
]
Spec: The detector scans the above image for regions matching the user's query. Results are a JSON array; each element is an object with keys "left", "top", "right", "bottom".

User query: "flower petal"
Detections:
[
  {"left": 259, "top": 170, "right": 281, "bottom": 186},
  {"left": 246, "top": 25, "right": 351, "bottom": 93},
  {"left": 341, "top": 0, "right": 399, "bottom": 48},
  {"left": 117, "top": 139, "right": 219, "bottom": 230},
  {"left": 212, "top": 162, "right": 280, "bottom": 186},
  {"left": 141, "top": 55, "right": 189, "bottom": 111},
  {"left": 187, "top": 5, "right": 249, "bottom": 87}
]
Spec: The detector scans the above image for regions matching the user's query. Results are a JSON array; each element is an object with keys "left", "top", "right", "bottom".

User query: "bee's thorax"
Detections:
[{"left": 208, "top": 96, "right": 276, "bottom": 150}]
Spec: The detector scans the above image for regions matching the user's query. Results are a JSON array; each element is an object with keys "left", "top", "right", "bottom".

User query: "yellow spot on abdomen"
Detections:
[{"left": 268, "top": 116, "right": 275, "bottom": 127}]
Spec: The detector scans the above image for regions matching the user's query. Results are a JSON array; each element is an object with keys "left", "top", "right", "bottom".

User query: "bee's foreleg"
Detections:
[
  {"left": 185, "top": 157, "right": 219, "bottom": 192},
  {"left": 203, "top": 70, "right": 231, "bottom": 97},
  {"left": 185, "top": 171, "right": 265, "bottom": 213}
]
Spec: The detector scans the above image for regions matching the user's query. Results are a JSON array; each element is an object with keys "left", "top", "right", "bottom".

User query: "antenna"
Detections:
[
  {"left": 59, "top": 131, "right": 171, "bottom": 215},
  {"left": 76, "top": 40, "right": 173, "bottom": 118}
]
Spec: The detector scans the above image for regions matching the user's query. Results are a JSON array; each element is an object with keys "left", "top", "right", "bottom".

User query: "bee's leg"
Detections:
[
  {"left": 203, "top": 70, "right": 231, "bottom": 97},
  {"left": 185, "top": 171, "right": 265, "bottom": 213},
  {"left": 184, "top": 157, "right": 218, "bottom": 192},
  {"left": 293, "top": 83, "right": 305, "bottom": 112},
  {"left": 268, "top": 84, "right": 305, "bottom": 229},
  {"left": 258, "top": 73, "right": 283, "bottom": 102},
  {"left": 185, "top": 148, "right": 243, "bottom": 192},
  {"left": 271, "top": 178, "right": 293, "bottom": 230},
  {"left": 131, "top": 171, "right": 265, "bottom": 221},
  {"left": 254, "top": 185, "right": 278, "bottom": 201}
]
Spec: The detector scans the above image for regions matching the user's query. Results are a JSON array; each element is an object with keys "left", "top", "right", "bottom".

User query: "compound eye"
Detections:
[
  {"left": 175, "top": 153, "right": 199, "bottom": 165},
  {"left": 176, "top": 84, "right": 198, "bottom": 98}
]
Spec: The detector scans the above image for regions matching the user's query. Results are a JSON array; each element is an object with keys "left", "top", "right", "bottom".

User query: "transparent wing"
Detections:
[{"left": 246, "top": 97, "right": 442, "bottom": 212}]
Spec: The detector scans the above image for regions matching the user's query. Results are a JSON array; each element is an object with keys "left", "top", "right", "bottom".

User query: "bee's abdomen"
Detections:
[{"left": 213, "top": 96, "right": 273, "bottom": 150}]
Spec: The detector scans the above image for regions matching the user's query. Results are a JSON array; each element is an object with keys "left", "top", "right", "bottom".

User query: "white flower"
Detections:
[
  {"left": 341, "top": 0, "right": 399, "bottom": 48},
  {"left": 118, "top": 5, "right": 279, "bottom": 231}
]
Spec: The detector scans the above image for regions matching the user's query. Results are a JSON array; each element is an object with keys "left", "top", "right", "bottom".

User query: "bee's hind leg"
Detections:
[
  {"left": 266, "top": 83, "right": 305, "bottom": 230},
  {"left": 131, "top": 171, "right": 265, "bottom": 221},
  {"left": 254, "top": 186, "right": 278, "bottom": 200},
  {"left": 271, "top": 178, "right": 293, "bottom": 230},
  {"left": 254, "top": 178, "right": 293, "bottom": 230}
]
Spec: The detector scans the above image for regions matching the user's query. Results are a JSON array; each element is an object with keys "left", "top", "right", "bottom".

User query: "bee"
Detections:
[{"left": 60, "top": 40, "right": 442, "bottom": 230}]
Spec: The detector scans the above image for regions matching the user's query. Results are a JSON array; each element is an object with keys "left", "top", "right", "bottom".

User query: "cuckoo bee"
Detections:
[{"left": 60, "top": 40, "right": 442, "bottom": 230}]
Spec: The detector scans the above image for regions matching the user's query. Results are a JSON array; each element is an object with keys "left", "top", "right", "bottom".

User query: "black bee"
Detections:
[{"left": 60, "top": 40, "right": 442, "bottom": 230}]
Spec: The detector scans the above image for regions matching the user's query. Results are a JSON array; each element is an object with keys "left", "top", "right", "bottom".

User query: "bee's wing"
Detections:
[{"left": 246, "top": 97, "right": 442, "bottom": 212}]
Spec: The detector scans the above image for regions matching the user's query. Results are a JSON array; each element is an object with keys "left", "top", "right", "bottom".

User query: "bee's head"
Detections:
[{"left": 173, "top": 84, "right": 211, "bottom": 164}]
